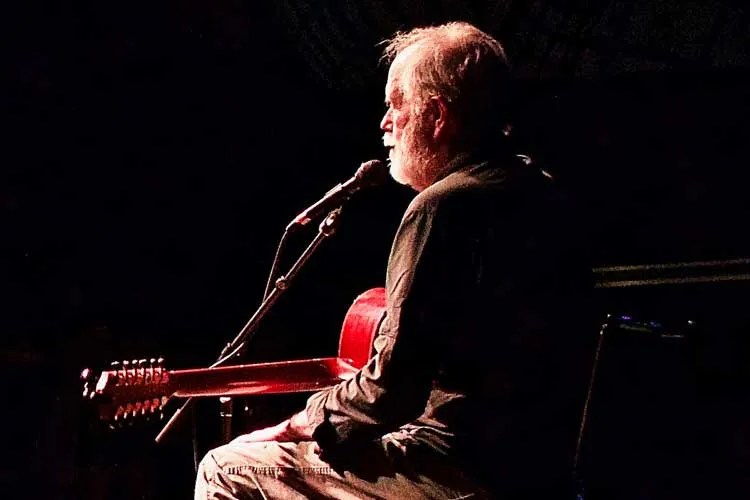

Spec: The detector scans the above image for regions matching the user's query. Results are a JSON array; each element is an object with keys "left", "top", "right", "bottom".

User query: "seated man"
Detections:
[{"left": 196, "top": 21, "right": 593, "bottom": 499}]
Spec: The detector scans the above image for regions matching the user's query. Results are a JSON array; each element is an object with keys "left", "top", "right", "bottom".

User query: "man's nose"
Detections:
[{"left": 379, "top": 109, "right": 392, "bottom": 132}]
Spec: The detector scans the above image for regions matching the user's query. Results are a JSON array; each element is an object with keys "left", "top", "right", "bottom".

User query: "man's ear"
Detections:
[{"left": 428, "top": 95, "right": 451, "bottom": 141}]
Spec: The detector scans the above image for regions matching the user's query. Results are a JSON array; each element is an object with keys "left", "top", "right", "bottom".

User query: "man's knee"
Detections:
[
  {"left": 195, "top": 450, "right": 222, "bottom": 500},
  {"left": 195, "top": 443, "right": 268, "bottom": 500},
  {"left": 199, "top": 441, "right": 298, "bottom": 475},
  {"left": 196, "top": 450, "right": 219, "bottom": 480},
  {"left": 194, "top": 444, "right": 253, "bottom": 492},
  {"left": 195, "top": 441, "right": 322, "bottom": 500}
]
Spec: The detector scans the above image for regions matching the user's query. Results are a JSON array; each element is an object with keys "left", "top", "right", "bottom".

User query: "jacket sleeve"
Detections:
[{"left": 302, "top": 198, "right": 452, "bottom": 449}]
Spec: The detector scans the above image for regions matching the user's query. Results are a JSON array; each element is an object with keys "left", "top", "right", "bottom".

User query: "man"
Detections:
[{"left": 196, "top": 21, "right": 593, "bottom": 499}]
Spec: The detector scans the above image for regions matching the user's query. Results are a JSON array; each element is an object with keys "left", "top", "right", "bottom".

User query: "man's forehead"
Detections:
[
  {"left": 385, "top": 45, "right": 422, "bottom": 100},
  {"left": 385, "top": 64, "right": 410, "bottom": 99}
]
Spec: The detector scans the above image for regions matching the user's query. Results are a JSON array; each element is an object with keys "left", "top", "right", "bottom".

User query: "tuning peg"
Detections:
[
  {"left": 154, "top": 357, "right": 166, "bottom": 383},
  {"left": 130, "top": 359, "right": 138, "bottom": 383},
  {"left": 136, "top": 359, "right": 147, "bottom": 383},
  {"left": 132, "top": 401, "right": 141, "bottom": 418},
  {"left": 145, "top": 359, "right": 154, "bottom": 383},
  {"left": 121, "top": 360, "right": 130, "bottom": 383},
  {"left": 109, "top": 361, "right": 121, "bottom": 381}
]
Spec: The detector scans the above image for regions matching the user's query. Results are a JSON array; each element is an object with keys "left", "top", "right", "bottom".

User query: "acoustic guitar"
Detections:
[{"left": 82, "top": 288, "right": 385, "bottom": 424}]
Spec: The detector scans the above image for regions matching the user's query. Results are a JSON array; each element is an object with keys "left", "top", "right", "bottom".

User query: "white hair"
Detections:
[{"left": 381, "top": 22, "right": 512, "bottom": 146}]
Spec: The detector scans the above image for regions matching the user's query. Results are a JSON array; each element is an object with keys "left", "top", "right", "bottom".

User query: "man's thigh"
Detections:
[{"left": 196, "top": 437, "right": 486, "bottom": 499}]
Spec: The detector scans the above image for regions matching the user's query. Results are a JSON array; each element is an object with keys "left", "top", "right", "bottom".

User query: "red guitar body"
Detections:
[{"left": 83, "top": 288, "right": 386, "bottom": 422}]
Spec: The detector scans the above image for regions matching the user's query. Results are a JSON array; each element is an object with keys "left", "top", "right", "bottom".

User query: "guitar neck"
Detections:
[{"left": 165, "top": 356, "right": 358, "bottom": 398}]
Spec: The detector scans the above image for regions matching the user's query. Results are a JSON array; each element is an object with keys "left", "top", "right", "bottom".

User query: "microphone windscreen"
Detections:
[{"left": 355, "top": 159, "right": 389, "bottom": 187}]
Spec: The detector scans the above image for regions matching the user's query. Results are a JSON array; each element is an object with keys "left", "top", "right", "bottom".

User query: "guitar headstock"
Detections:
[{"left": 82, "top": 357, "right": 171, "bottom": 426}]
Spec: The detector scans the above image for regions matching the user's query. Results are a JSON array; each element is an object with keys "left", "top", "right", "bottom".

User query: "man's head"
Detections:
[{"left": 380, "top": 22, "right": 511, "bottom": 191}]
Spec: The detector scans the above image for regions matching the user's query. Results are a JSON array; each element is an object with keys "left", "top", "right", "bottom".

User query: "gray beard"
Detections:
[{"left": 402, "top": 134, "right": 446, "bottom": 189}]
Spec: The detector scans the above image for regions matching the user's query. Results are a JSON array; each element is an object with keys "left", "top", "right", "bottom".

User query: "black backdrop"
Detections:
[{"left": 3, "top": 1, "right": 750, "bottom": 498}]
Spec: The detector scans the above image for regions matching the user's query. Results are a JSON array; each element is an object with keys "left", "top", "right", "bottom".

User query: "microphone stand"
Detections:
[{"left": 155, "top": 207, "right": 345, "bottom": 445}]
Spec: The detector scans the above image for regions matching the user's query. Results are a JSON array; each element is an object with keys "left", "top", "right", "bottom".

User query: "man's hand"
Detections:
[{"left": 230, "top": 411, "right": 314, "bottom": 444}]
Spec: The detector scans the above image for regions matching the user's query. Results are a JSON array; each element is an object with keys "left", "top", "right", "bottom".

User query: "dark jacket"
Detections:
[{"left": 304, "top": 151, "right": 594, "bottom": 490}]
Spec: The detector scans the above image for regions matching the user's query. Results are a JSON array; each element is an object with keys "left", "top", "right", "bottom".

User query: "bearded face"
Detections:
[
  {"left": 386, "top": 107, "right": 435, "bottom": 189},
  {"left": 380, "top": 59, "right": 442, "bottom": 191}
]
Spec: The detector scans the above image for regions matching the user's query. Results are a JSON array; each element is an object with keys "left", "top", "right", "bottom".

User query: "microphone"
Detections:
[{"left": 286, "top": 159, "right": 388, "bottom": 231}]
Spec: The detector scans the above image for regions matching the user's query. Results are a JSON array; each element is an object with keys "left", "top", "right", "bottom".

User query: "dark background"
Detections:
[{"left": 2, "top": 1, "right": 749, "bottom": 498}]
